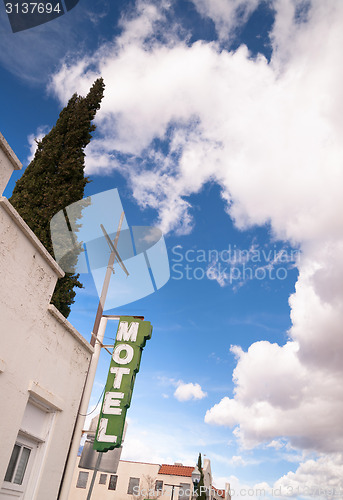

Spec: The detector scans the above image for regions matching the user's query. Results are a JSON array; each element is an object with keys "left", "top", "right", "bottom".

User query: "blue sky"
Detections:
[{"left": 2, "top": 0, "right": 343, "bottom": 497}]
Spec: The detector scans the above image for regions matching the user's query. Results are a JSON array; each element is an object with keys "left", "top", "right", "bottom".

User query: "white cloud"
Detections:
[
  {"left": 272, "top": 453, "right": 343, "bottom": 498},
  {"left": 267, "top": 440, "right": 286, "bottom": 451},
  {"left": 27, "top": 126, "right": 50, "bottom": 164},
  {"left": 215, "top": 454, "right": 343, "bottom": 499},
  {"left": 47, "top": 0, "right": 343, "bottom": 482},
  {"left": 231, "top": 455, "right": 247, "bottom": 467},
  {"left": 205, "top": 340, "right": 343, "bottom": 452},
  {"left": 191, "top": 0, "right": 260, "bottom": 40},
  {"left": 48, "top": 0, "right": 343, "bottom": 238},
  {"left": 174, "top": 381, "right": 207, "bottom": 401}
]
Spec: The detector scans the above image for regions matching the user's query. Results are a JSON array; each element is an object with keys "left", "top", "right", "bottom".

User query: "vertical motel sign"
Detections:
[{"left": 94, "top": 317, "right": 152, "bottom": 452}]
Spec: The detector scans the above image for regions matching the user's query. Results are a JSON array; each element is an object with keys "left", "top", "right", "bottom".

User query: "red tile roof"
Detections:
[
  {"left": 213, "top": 486, "right": 225, "bottom": 498},
  {"left": 158, "top": 464, "right": 194, "bottom": 477}
]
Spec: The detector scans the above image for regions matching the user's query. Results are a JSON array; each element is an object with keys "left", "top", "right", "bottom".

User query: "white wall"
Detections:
[{"left": 0, "top": 133, "right": 94, "bottom": 500}]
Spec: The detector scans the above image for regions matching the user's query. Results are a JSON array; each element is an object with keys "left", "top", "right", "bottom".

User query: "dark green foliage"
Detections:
[
  {"left": 9, "top": 78, "right": 105, "bottom": 317},
  {"left": 195, "top": 453, "right": 206, "bottom": 499}
]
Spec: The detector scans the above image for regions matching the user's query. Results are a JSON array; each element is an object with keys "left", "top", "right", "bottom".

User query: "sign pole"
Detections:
[
  {"left": 90, "top": 212, "right": 126, "bottom": 347},
  {"left": 58, "top": 317, "right": 108, "bottom": 500},
  {"left": 85, "top": 453, "right": 102, "bottom": 500},
  {"left": 58, "top": 214, "right": 125, "bottom": 500}
]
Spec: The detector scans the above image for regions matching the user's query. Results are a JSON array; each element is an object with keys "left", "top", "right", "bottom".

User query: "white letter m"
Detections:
[{"left": 117, "top": 321, "right": 139, "bottom": 342}]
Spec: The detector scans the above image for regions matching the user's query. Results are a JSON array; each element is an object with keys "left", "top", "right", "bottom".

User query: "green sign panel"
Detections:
[{"left": 94, "top": 317, "right": 152, "bottom": 452}]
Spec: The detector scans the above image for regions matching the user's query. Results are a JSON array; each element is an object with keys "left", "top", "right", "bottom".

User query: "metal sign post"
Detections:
[
  {"left": 58, "top": 214, "right": 128, "bottom": 500},
  {"left": 89, "top": 213, "right": 127, "bottom": 347},
  {"left": 86, "top": 453, "right": 102, "bottom": 500}
]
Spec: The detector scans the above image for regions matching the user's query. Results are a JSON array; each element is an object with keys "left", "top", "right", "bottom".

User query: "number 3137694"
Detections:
[{"left": 5, "top": 3, "right": 61, "bottom": 14}]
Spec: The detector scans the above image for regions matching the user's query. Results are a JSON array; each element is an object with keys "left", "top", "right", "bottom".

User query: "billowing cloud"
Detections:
[
  {"left": 216, "top": 454, "right": 343, "bottom": 499},
  {"left": 47, "top": 0, "right": 343, "bottom": 478},
  {"left": 205, "top": 340, "right": 343, "bottom": 452},
  {"left": 272, "top": 453, "right": 343, "bottom": 498},
  {"left": 174, "top": 381, "right": 207, "bottom": 401}
]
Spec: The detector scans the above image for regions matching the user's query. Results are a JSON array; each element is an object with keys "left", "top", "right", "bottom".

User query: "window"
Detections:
[
  {"left": 108, "top": 474, "right": 118, "bottom": 490},
  {"left": 178, "top": 482, "right": 191, "bottom": 500},
  {"left": 1, "top": 398, "right": 55, "bottom": 499},
  {"left": 99, "top": 473, "right": 107, "bottom": 485},
  {"left": 127, "top": 477, "right": 140, "bottom": 495},
  {"left": 4, "top": 444, "right": 32, "bottom": 485},
  {"left": 155, "top": 480, "right": 163, "bottom": 491},
  {"left": 76, "top": 471, "right": 89, "bottom": 489}
]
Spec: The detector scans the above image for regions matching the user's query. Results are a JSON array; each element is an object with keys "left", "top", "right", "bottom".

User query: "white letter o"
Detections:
[{"left": 113, "top": 344, "right": 134, "bottom": 365}]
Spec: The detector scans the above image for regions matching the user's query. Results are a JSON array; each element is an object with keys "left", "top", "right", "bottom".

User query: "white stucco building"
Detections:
[
  {"left": 0, "top": 132, "right": 94, "bottom": 500},
  {"left": 69, "top": 455, "right": 230, "bottom": 500}
]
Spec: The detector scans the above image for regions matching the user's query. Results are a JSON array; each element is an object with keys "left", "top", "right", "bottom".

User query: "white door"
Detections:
[{"left": 0, "top": 435, "right": 38, "bottom": 499}]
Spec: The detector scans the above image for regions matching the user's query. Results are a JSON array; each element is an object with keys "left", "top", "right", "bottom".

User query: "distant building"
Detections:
[
  {"left": 0, "top": 132, "right": 94, "bottom": 500},
  {"left": 69, "top": 454, "right": 230, "bottom": 500}
]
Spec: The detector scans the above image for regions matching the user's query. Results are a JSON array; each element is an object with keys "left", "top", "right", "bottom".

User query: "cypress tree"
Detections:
[
  {"left": 195, "top": 453, "right": 207, "bottom": 499},
  {"left": 9, "top": 78, "right": 105, "bottom": 317}
]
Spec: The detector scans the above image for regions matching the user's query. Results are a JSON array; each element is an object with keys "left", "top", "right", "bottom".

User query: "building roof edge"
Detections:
[
  {"left": 0, "top": 196, "right": 64, "bottom": 278},
  {"left": 0, "top": 132, "right": 22, "bottom": 171}
]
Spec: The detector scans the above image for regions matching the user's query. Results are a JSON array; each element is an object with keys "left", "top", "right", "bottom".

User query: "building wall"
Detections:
[
  {"left": 69, "top": 458, "right": 216, "bottom": 500},
  {"left": 202, "top": 459, "right": 213, "bottom": 493},
  {"left": 157, "top": 472, "right": 193, "bottom": 500},
  {"left": 0, "top": 134, "right": 94, "bottom": 500},
  {"left": 69, "top": 458, "right": 162, "bottom": 500}
]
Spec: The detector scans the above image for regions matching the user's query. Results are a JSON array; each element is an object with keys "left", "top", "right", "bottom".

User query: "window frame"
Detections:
[
  {"left": 108, "top": 474, "right": 118, "bottom": 490},
  {"left": 4, "top": 443, "right": 32, "bottom": 485},
  {"left": 127, "top": 476, "right": 140, "bottom": 495},
  {"left": 155, "top": 480, "right": 163, "bottom": 491},
  {"left": 1, "top": 435, "right": 38, "bottom": 496},
  {"left": 76, "top": 471, "right": 89, "bottom": 489},
  {"left": 99, "top": 473, "right": 107, "bottom": 485}
]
